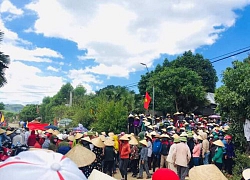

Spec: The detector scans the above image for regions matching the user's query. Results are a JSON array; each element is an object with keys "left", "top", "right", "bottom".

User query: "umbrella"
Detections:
[
  {"left": 44, "top": 125, "right": 58, "bottom": 130},
  {"left": 73, "top": 126, "right": 88, "bottom": 132},
  {"left": 208, "top": 115, "right": 221, "bottom": 119},
  {"left": 59, "top": 118, "right": 72, "bottom": 126}
]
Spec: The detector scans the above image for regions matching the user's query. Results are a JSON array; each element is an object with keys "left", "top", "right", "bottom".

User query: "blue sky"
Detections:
[{"left": 0, "top": 0, "right": 250, "bottom": 105}]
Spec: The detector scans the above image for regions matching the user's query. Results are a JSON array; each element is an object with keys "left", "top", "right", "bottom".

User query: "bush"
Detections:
[{"left": 230, "top": 151, "right": 250, "bottom": 180}]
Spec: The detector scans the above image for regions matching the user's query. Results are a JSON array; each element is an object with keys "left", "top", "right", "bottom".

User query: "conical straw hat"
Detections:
[
  {"left": 139, "top": 140, "right": 148, "bottom": 146},
  {"left": 129, "top": 136, "right": 138, "bottom": 145},
  {"left": 92, "top": 137, "right": 105, "bottom": 148},
  {"left": 150, "top": 131, "right": 157, "bottom": 136},
  {"left": 120, "top": 135, "right": 129, "bottom": 141},
  {"left": 68, "top": 135, "right": 75, "bottom": 142},
  {"left": 45, "top": 129, "right": 54, "bottom": 134},
  {"left": 145, "top": 133, "right": 152, "bottom": 140},
  {"left": 189, "top": 164, "right": 227, "bottom": 180},
  {"left": 6, "top": 130, "right": 13, "bottom": 136},
  {"left": 160, "top": 134, "right": 170, "bottom": 138},
  {"left": 53, "top": 130, "right": 60, "bottom": 136},
  {"left": 172, "top": 134, "right": 179, "bottom": 139},
  {"left": 143, "top": 121, "right": 150, "bottom": 126},
  {"left": 213, "top": 140, "right": 225, "bottom": 147},
  {"left": 180, "top": 132, "right": 188, "bottom": 137},
  {"left": 89, "top": 169, "right": 117, "bottom": 180},
  {"left": 108, "top": 132, "right": 114, "bottom": 137},
  {"left": 99, "top": 135, "right": 106, "bottom": 142},
  {"left": 104, "top": 139, "right": 114, "bottom": 146},
  {"left": 65, "top": 144, "right": 96, "bottom": 167},
  {"left": 81, "top": 136, "right": 92, "bottom": 143},
  {"left": 57, "top": 134, "right": 63, "bottom": 140},
  {"left": 74, "top": 133, "right": 83, "bottom": 140},
  {"left": 0, "top": 128, "right": 6, "bottom": 134}
]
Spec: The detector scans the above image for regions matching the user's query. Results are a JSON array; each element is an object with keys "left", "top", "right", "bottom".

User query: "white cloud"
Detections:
[
  {"left": 68, "top": 69, "right": 103, "bottom": 84},
  {"left": 0, "top": 10, "right": 65, "bottom": 104},
  {"left": 47, "top": 66, "right": 59, "bottom": 72},
  {"left": 0, "top": 18, "right": 63, "bottom": 63},
  {"left": 25, "top": 0, "right": 250, "bottom": 78},
  {"left": 0, "top": 61, "right": 64, "bottom": 104},
  {"left": 0, "top": 0, "right": 23, "bottom": 15}
]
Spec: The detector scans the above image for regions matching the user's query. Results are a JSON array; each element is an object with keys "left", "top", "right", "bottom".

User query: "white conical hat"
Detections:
[{"left": 89, "top": 169, "right": 116, "bottom": 180}]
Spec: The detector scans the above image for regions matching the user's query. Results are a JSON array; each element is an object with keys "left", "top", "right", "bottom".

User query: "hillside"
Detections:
[{"left": 4, "top": 104, "right": 24, "bottom": 113}]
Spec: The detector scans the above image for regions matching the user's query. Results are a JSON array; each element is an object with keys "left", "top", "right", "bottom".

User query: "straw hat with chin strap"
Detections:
[{"left": 66, "top": 144, "right": 96, "bottom": 167}]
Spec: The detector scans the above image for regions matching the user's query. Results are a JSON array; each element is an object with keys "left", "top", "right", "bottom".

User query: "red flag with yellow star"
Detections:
[{"left": 144, "top": 91, "right": 151, "bottom": 110}]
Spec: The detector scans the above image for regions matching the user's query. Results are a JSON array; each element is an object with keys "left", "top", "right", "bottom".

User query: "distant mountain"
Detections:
[{"left": 4, "top": 104, "right": 24, "bottom": 113}]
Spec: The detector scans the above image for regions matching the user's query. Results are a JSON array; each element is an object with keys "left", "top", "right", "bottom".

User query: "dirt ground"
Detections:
[{"left": 113, "top": 168, "right": 189, "bottom": 180}]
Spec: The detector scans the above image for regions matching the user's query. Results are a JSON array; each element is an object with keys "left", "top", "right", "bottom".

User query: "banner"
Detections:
[{"left": 27, "top": 122, "right": 49, "bottom": 131}]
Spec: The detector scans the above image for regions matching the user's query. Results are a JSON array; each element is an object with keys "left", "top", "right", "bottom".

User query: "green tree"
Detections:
[
  {"left": 96, "top": 85, "right": 136, "bottom": 112},
  {"left": 170, "top": 51, "right": 218, "bottom": 92},
  {"left": 19, "top": 104, "right": 39, "bottom": 122},
  {"left": 215, "top": 58, "right": 250, "bottom": 150},
  {"left": 0, "top": 31, "right": 10, "bottom": 87},
  {"left": 0, "top": 102, "right": 4, "bottom": 110},
  {"left": 152, "top": 67, "right": 207, "bottom": 113},
  {"left": 91, "top": 95, "right": 128, "bottom": 133}
]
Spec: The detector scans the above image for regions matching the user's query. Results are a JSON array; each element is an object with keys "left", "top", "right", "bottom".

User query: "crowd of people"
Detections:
[{"left": 0, "top": 112, "right": 249, "bottom": 180}]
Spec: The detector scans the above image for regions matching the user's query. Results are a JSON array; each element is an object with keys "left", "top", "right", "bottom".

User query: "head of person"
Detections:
[{"left": 224, "top": 135, "right": 232, "bottom": 143}]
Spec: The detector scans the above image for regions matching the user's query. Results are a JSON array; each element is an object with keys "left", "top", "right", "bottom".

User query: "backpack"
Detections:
[{"left": 152, "top": 140, "right": 162, "bottom": 155}]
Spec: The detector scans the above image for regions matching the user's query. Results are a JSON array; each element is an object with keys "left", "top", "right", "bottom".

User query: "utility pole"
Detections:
[
  {"left": 140, "top": 63, "right": 155, "bottom": 120},
  {"left": 69, "top": 91, "right": 73, "bottom": 107}
]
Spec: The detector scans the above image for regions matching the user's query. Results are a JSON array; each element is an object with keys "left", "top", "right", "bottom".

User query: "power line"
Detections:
[
  {"left": 211, "top": 48, "right": 250, "bottom": 63},
  {"left": 209, "top": 45, "right": 250, "bottom": 60}
]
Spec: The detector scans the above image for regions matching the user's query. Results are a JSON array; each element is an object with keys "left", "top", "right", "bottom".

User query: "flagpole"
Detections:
[{"left": 140, "top": 63, "right": 155, "bottom": 121}]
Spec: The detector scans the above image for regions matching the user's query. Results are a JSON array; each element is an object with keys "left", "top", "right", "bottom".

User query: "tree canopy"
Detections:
[
  {"left": 152, "top": 66, "right": 207, "bottom": 113},
  {"left": 215, "top": 57, "right": 250, "bottom": 120},
  {"left": 0, "top": 31, "right": 10, "bottom": 87},
  {"left": 138, "top": 51, "right": 214, "bottom": 114}
]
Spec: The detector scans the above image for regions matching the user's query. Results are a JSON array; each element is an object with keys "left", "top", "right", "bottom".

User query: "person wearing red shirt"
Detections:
[
  {"left": 27, "top": 130, "right": 36, "bottom": 147},
  {"left": 119, "top": 135, "right": 131, "bottom": 180}
]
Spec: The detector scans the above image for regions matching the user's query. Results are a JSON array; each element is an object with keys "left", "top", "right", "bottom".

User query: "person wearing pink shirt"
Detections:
[{"left": 192, "top": 139, "right": 201, "bottom": 166}]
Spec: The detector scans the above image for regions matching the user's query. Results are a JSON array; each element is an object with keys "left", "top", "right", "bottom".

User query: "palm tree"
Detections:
[{"left": 0, "top": 31, "right": 10, "bottom": 87}]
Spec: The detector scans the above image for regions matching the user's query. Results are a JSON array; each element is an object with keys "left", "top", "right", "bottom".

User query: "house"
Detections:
[{"left": 194, "top": 92, "right": 217, "bottom": 116}]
